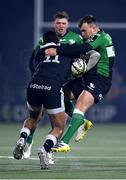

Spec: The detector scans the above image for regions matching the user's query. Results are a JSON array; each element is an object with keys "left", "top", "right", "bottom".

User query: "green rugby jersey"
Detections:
[
  {"left": 35, "top": 30, "right": 83, "bottom": 48},
  {"left": 59, "top": 31, "right": 83, "bottom": 45},
  {"left": 85, "top": 30, "right": 115, "bottom": 78}
]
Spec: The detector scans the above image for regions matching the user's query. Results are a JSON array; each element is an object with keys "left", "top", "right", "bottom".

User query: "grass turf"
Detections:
[{"left": 0, "top": 123, "right": 126, "bottom": 179}]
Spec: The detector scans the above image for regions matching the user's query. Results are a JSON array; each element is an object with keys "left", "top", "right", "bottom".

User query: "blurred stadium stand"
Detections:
[{"left": 0, "top": 0, "right": 126, "bottom": 123}]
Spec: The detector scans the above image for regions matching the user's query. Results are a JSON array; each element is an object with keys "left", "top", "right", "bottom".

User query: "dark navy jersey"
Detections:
[{"left": 32, "top": 54, "right": 73, "bottom": 92}]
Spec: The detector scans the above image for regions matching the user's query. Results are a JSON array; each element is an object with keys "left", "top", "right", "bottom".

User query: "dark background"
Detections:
[{"left": 0, "top": 0, "right": 126, "bottom": 123}]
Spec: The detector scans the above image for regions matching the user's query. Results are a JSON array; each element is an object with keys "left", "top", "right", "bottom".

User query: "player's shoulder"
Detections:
[
  {"left": 90, "top": 30, "right": 112, "bottom": 43},
  {"left": 98, "top": 30, "right": 113, "bottom": 44},
  {"left": 66, "top": 31, "right": 83, "bottom": 44},
  {"left": 37, "top": 37, "right": 43, "bottom": 46},
  {"left": 97, "top": 30, "right": 112, "bottom": 40},
  {"left": 34, "top": 37, "right": 43, "bottom": 49},
  {"left": 68, "top": 30, "right": 82, "bottom": 38}
]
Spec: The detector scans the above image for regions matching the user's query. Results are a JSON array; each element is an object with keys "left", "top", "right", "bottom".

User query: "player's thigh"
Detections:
[
  {"left": 44, "top": 90, "right": 65, "bottom": 114},
  {"left": 63, "top": 83, "right": 74, "bottom": 100},
  {"left": 65, "top": 77, "right": 84, "bottom": 100},
  {"left": 75, "top": 90, "right": 94, "bottom": 112},
  {"left": 27, "top": 86, "right": 43, "bottom": 118},
  {"left": 43, "top": 90, "right": 67, "bottom": 129}
]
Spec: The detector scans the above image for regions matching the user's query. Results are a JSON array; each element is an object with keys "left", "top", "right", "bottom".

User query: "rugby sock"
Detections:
[
  {"left": 65, "top": 100, "right": 74, "bottom": 117},
  {"left": 26, "top": 129, "right": 35, "bottom": 144},
  {"left": 65, "top": 100, "right": 87, "bottom": 122},
  {"left": 20, "top": 127, "right": 30, "bottom": 140},
  {"left": 62, "top": 109, "right": 85, "bottom": 144},
  {"left": 44, "top": 134, "right": 57, "bottom": 152}
]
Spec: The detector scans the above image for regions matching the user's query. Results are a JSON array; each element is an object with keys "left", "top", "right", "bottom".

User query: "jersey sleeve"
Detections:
[{"left": 29, "top": 37, "right": 43, "bottom": 74}]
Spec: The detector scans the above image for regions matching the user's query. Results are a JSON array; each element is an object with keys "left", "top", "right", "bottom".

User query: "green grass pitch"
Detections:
[{"left": 0, "top": 123, "right": 126, "bottom": 179}]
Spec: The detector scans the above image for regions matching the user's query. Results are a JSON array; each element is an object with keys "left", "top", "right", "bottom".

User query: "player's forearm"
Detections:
[{"left": 86, "top": 50, "right": 101, "bottom": 71}]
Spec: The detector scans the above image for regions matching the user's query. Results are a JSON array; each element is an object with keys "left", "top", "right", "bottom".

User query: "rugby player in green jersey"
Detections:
[
  {"left": 46, "top": 15, "right": 115, "bottom": 152},
  {"left": 21, "top": 11, "right": 92, "bottom": 161}
]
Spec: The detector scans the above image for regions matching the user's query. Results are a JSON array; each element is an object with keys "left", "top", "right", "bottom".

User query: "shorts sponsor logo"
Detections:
[
  {"left": 30, "top": 83, "right": 51, "bottom": 91},
  {"left": 98, "top": 93, "right": 103, "bottom": 100},
  {"left": 87, "top": 83, "right": 95, "bottom": 90}
]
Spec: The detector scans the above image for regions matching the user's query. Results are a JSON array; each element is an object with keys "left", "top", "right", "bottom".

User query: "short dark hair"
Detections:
[
  {"left": 43, "top": 30, "right": 59, "bottom": 44},
  {"left": 78, "top": 15, "right": 97, "bottom": 28},
  {"left": 53, "top": 11, "right": 69, "bottom": 21}
]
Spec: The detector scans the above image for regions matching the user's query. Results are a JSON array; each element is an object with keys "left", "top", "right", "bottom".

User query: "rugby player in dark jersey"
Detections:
[
  {"left": 24, "top": 11, "right": 92, "bottom": 161},
  {"left": 13, "top": 30, "right": 75, "bottom": 169}
]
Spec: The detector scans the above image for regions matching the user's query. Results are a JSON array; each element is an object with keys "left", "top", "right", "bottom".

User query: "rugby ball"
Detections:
[{"left": 71, "top": 58, "right": 87, "bottom": 77}]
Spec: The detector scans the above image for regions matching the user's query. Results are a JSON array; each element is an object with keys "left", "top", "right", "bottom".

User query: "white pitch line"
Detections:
[{"left": 0, "top": 155, "right": 125, "bottom": 160}]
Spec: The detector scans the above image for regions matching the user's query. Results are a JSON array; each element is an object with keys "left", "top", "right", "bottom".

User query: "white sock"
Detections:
[
  {"left": 20, "top": 127, "right": 30, "bottom": 137},
  {"left": 46, "top": 134, "right": 57, "bottom": 146},
  {"left": 73, "top": 108, "right": 84, "bottom": 116}
]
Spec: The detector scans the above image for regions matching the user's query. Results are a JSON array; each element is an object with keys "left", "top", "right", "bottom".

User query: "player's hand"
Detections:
[{"left": 45, "top": 48, "right": 57, "bottom": 57}]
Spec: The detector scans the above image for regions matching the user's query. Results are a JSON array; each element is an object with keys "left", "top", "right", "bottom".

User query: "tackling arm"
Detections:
[{"left": 57, "top": 43, "right": 93, "bottom": 58}]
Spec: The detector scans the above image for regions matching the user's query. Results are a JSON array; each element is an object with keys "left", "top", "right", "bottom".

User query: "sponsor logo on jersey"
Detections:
[
  {"left": 30, "top": 83, "right": 51, "bottom": 91},
  {"left": 60, "top": 39, "right": 75, "bottom": 44},
  {"left": 69, "top": 39, "right": 76, "bottom": 44}
]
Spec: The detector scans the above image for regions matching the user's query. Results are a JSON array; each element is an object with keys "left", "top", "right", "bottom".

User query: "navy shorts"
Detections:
[
  {"left": 27, "top": 81, "right": 65, "bottom": 114},
  {"left": 65, "top": 74, "right": 111, "bottom": 103}
]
